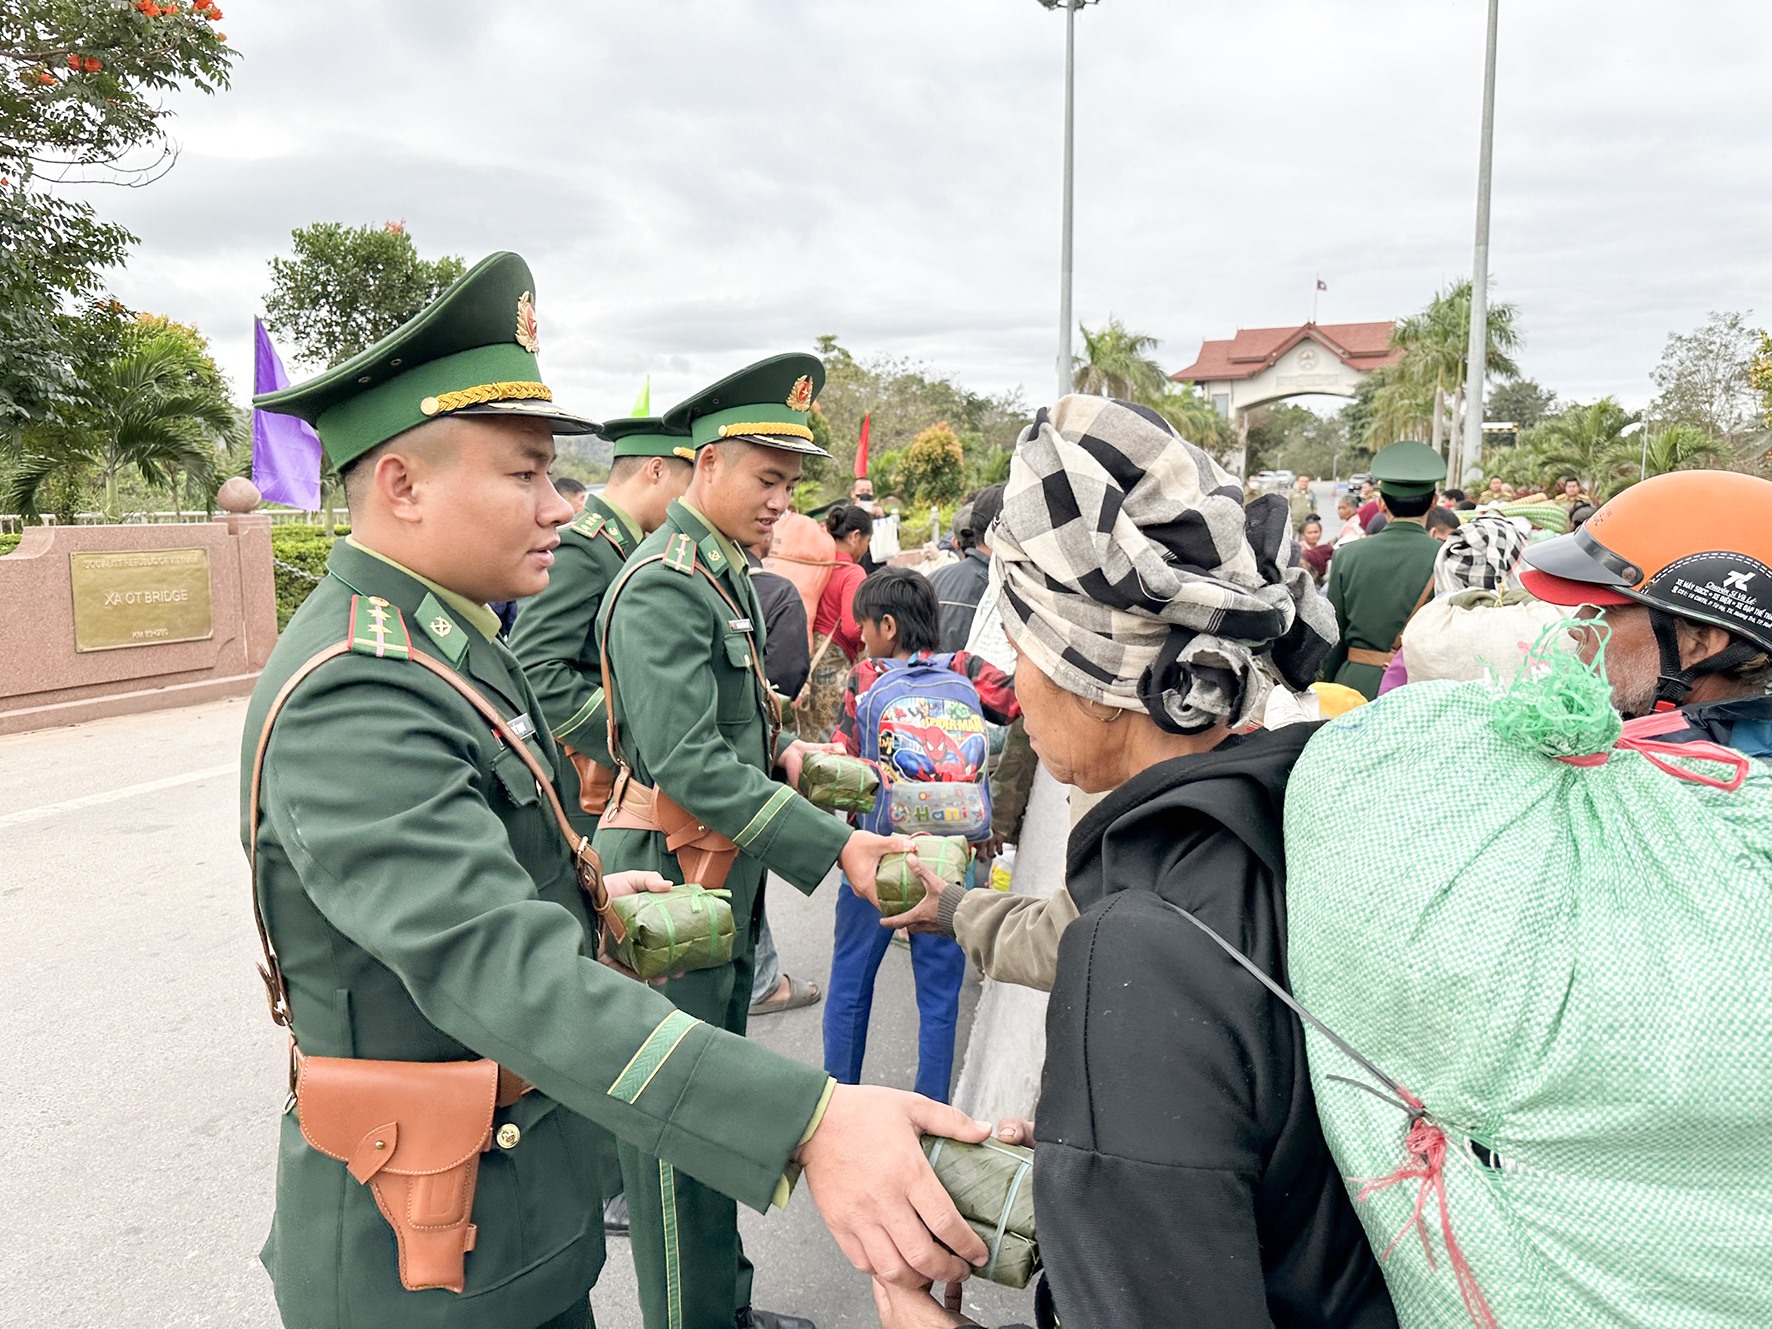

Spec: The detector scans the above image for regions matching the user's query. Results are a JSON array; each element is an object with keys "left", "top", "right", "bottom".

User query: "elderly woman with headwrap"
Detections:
[{"left": 876, "top": 398, "right": 1396, "bottom": 1329}]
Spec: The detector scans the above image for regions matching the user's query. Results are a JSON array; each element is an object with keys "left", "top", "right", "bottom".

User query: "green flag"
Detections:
[{"left": 631, "top": 375, "right": 651, "bottom": 416}]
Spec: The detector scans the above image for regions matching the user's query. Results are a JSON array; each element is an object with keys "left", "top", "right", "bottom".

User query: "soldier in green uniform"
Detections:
[
  {"left": 508, "top": 416, "right": 696, "bottom": 1237},
  {"left": 1320, "top": 439, "right": 1445, "bottom": 699},
  {"left": 594, "top": 355, "right": 916, "bottom": 1329},
  {"left": 245, "top": 254, "right": 990, "bottom": 1329},
  {"left": 510, "top": 417, "right": 695, "bottom": 838}
]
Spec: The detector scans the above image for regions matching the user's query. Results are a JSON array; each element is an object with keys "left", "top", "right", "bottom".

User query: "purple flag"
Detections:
[{"left": 251, "top": 319, "right": 322, "bottom": 510}]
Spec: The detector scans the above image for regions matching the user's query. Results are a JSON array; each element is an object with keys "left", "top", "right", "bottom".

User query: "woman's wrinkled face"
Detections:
[{"left": 1009, "top": 637, "right": 1128, "bottom": 792}]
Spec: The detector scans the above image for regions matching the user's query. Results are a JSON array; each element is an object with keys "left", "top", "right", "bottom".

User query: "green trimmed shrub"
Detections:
[{"left": 271, "top": 525, "right": 335, "bottom": 629}]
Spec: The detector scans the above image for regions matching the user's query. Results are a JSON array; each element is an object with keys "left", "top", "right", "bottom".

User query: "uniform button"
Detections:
[{"left": 496, "top": 1123, "right": 522, "bottom": 1150}]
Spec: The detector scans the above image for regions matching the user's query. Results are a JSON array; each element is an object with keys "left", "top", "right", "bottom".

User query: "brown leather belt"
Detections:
[
  {"left": 1347, "top": 647, "right": 1397, "bottom": 669},
  {"left": 294, "top": 1047, "right": 535, "bottom": 1108},
  {"left": 600, "top": 776, "right": 739, "bottom": 892}
]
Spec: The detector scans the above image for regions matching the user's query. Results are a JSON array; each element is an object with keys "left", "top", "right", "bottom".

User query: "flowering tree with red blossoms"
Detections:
[{"left": 1, "top": 0, "right": 235, "bottom": 430}]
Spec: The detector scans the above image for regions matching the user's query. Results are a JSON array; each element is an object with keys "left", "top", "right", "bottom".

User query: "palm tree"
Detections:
[
  {"left": 1073, "top": 317, "right": 1169, "bottom": 400},
  {"left": 6, "top": 321, "right": 244, "bottom": 519},
  {"left": 1524, "top": 397, "right": 1640, "bottom": 496},
  {"left": 1365, "top": 279, "right": 1522, "bottom": 447},
  {"left": 1599, "top": 423, "right": 1727, "bottom": 496},
  {"left": 1072, "top": 317, "right": 1231, "bottom": 448}
]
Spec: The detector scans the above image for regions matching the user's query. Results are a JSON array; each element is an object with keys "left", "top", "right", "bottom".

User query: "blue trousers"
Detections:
[{"left": 822, "top": 876, "right": 966, "bottom": 1102}]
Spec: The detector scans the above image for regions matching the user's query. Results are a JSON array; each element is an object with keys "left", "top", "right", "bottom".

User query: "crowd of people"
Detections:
[{"left": 241, "top": 252, "right": 1772, "bottom": 1329}]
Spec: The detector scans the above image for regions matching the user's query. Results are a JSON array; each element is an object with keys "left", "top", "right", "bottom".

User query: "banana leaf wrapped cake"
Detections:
[
  {"left": 606, "top": 884, "right": 734, "bottom": 981},
  {"left": 797, "top": 752, "right": 882, "bottom": 814},
  {"left": 921, "top": 1136, "right": 1039, "bottom": 1288},
  {"left": 875, "top": 834, "right": 972, "bottom": 917}
]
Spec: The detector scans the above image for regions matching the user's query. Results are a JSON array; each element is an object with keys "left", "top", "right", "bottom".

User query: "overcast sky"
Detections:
[{"left": 97, "top": 0, "right": 1772, "bottom": 423}]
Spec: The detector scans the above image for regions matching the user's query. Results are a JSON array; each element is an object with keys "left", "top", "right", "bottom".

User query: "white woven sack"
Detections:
[{"left": 1400, "top": 587, "right": 1562, "bottom": 686}]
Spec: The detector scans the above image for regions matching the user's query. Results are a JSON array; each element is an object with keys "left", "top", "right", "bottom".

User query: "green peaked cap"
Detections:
[
  {"left": 661, "top": 353, "right": 830, "bottom": 456},
  {"left": 252, "top": 251, "right": 599, "bottom": 469},
  {"left": 1370, "top": 440, "right": 1444, "bottom": 498},
  {"left": 599, "top": 416, "right": 694, "bottom": 461}
]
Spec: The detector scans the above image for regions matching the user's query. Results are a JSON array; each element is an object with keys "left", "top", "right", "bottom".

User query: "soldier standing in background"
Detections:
[
  {"left": 509, "top": 415, "right": 695, "bottom": 1235},
  {"left": 511, "top": 417, "right": 695, "bottom": 838},
  {"left": 596, "top": 354, "right": 920, "bottom": 1329},
  {"left": 1320, "top": 440, "right": 1445, "bottom": 699}
]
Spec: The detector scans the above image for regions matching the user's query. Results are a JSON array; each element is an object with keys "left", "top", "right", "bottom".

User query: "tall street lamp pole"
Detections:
[
  {"left": 1459, "top": 0, "right": 1501, "bottom": 487},
  {"left": 1041, "top": 0, "right": 1096, "bottom": 402}
]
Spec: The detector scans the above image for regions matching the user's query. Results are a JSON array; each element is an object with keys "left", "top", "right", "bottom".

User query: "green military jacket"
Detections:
[
  {"left": 594, "top": 501, "right": 850, "bottom": 905},
  {"left": 1322, "top": 519, "right": 1441, "bottom": 700},
  {"left": 508, "top": 495, "right": 636, "bottom": 834},
  {"left": 241, "top": 538, "right": 828, "bottom": 1329}
]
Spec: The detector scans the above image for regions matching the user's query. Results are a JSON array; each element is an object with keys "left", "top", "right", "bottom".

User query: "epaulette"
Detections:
[
  {"left": 662, "top": 532, "right": 698, "bottom": 576},
  {"left": 347, "top": 594, "right": 413, "bottom": 660},
  {"left": 568, "top": 508, "right": 606, "bottom": 540}
]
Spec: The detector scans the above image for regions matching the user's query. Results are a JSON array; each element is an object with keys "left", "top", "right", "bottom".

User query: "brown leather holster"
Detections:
[
  {"left": 294, "top": 1054, "right": 530, "bottom": 1293},
  {"left": 564, "top": 746, "right": 615, "bottom": 817},
  {"left": 600, "top": 775, "right": 740, "bottom": 892}
]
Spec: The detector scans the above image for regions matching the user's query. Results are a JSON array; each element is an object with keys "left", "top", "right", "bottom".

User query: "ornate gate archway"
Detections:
[{"left": 1172, "top": 321, "right": 1402, "bottom": 475}]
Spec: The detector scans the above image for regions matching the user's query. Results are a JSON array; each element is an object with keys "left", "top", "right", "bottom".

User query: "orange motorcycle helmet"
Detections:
[{"left": 1520, "top": 470, "right": 1772, "bottom": 708}]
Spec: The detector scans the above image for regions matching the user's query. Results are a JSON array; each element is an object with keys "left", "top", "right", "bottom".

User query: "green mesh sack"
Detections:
[
  {"left": 921, "top": 1136, "right": 1039, "bottom": 1288},
  {"left": 607, "top": 884, "right": 734, "bottom": 981},
  {"left": 1283, "top": 628, "right": 1772, "bottom": 1328},
  {"left": 798, "top": 751, "right": 882, "bottom": 814},
  {"left": 876, "top": 835, "right": 972, "bottom": 917}
]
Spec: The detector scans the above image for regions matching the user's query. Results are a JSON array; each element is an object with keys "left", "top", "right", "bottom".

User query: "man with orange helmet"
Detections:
[{"left": 1518, "top": 470, "right": 1772, "bottom": 756}]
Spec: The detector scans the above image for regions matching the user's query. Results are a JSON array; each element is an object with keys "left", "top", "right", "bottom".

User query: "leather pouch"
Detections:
[
  {"left": 296, "top": 1056, "right": 499, "bottom": 1293},
  {"left": 564, "top": 746, "right": 616, "bottom": 816}
]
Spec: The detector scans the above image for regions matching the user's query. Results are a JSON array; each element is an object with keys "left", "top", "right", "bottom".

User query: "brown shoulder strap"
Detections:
[
  {"left": 1389, "top": 572, "right": 1438, "bottom": 654},
  {"left": 247, "top": 640, "right": 623, "bottom": 1029},
  {"left": 598, "top": 553, "right": 780, "bottom": 777}
]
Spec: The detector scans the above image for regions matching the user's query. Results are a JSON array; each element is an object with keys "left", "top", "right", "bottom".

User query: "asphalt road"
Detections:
[{"left": 0, "top": 697, "right": 1033, "bottom": 1329}]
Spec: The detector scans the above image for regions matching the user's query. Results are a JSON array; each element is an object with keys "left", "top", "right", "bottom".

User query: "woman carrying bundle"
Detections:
[{"left": 876, "top": 397, "right": 1395, "bottom": 1329}]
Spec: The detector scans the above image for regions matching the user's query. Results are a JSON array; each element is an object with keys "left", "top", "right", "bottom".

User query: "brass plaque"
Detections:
[{"left": 70, "top": 548, "right": 214, "bottom": 652}]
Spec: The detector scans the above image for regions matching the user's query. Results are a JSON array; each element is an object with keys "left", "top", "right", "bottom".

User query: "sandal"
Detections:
[{"left": 749, "top": 974, "right": 822, "bottom": 1016}]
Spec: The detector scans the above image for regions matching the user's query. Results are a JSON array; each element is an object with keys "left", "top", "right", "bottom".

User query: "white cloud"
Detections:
[{"left": 83, "top": 0, "right": 1772, "bottom": 419}]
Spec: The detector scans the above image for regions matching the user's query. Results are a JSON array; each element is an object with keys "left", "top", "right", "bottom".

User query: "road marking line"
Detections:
[{"left": 0, "top": 762, "right": 236, "bottom": 828}]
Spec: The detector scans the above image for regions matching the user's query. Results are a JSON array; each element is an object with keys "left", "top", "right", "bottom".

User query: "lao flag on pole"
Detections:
[{"left": 251, "top": 319, "right": 322, "bottom": 510}]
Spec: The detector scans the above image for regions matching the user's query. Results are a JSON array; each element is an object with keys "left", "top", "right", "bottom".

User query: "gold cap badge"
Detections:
[
  {"left": 785, "top": 375, "right": 814, "bottom": 412},
  {"left": 515, "top": 291, "right": 540, "bottom": 354}
]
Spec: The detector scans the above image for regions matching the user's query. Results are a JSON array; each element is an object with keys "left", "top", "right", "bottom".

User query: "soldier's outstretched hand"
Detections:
[
  {"left": 840, "top": 829, "right": 914, "bottom": 908},
  {"left": 603, "top": 870, "right": 676, "bottom": 899},
  {"left": 779, "top": 737, "right": 843, "bottom": 789},
  {"left": 797, "top": 1084, "right": 992, "bottom": 1287}
]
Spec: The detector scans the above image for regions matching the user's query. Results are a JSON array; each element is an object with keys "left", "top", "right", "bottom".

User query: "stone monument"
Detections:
[{"left": 0, "top": 485, "right": 279, "bottom": 735}]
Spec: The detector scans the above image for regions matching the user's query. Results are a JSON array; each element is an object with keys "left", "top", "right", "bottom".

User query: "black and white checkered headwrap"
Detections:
[
  {"left": 1433, "top": 514, "right": 1529, "bottom": 596},
  {"left": 990, "top": 395, "right": 1338, "bottom": 734}
]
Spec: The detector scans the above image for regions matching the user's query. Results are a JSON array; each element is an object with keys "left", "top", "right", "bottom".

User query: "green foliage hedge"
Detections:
[
  {"left": 0, "top": 534, "right": 21, "bottom": 557},
  {"left": 271, "top": 525, "right": 340, "bottom": 630}
]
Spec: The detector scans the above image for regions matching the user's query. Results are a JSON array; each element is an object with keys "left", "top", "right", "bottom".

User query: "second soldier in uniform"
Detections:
[{"left": 596, "top": 355, "right": 915, "bottom": 1329}]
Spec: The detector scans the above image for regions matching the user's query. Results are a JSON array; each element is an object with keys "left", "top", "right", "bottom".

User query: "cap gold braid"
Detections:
[
  {"left": 419, "top": 381, "right": 553, "bottom": 417},
  {"left": 716, "top": 421, "right": 814, "bottom": 441}
]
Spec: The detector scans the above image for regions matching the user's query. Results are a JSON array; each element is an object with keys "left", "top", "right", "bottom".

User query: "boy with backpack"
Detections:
[{"left": 822, "top": 567, "right": 1020, "bottom": 1102}]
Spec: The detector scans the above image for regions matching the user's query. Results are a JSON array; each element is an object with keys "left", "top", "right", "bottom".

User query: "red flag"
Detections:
[{"left": 854, "top": 411, "right": 872, "bottom": 480}]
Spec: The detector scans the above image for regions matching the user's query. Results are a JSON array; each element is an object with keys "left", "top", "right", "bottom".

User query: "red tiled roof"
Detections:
[{"left": 1171, "top": 321, "right": 1403, "bottom": 383}]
